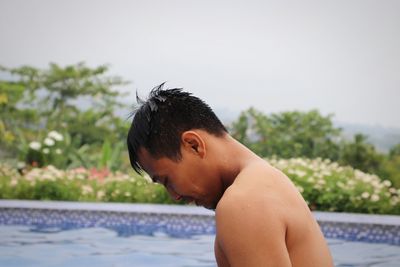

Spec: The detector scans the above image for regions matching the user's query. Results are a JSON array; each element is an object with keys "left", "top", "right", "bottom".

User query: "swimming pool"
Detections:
[{"left": 1, "top": 200, "right": 399, "bottom": 267}]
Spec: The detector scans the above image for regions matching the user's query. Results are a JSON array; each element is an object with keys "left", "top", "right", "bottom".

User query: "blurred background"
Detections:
[{"left": 0, "top": 0, "right": 399, "bottom": 213}]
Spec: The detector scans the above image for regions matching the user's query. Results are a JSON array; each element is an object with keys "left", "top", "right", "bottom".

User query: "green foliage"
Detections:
[
  {"left": 0, "top": 63, "right": 131, "bottom": 170},
  {"left": 339, "top": 134, "right": 383, "bottom": 175},
  {"left": 389, "top": 144, "right": 400, "bottom": 159},
  {"left": 229, "top": 108, "right": 400, "bottom": 186},
  {"left": 0, "top": 74, "right": 38, "bottom": 152},
  {"left": 230, "top": 108, "right": 341, "bottom": 160},
  {"left": 378, "top": 144, "right": 400, "bottom": 189},
  {"left": 268, "top": 158, "right": 400, "bottom": 215},
  {"left": 98, "top": 139, "right": 124, "bottom": 171}
]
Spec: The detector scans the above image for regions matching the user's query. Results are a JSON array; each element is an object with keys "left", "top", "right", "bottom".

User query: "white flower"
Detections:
[
  {"left": 97, "top": 190, "right": 105, "bottom": 199},
  {"left": 383, "top": 180, "right": 392, "bottom": 187},
  {"left": 362, "top": 175, "right": 372, "bottom": 183},
  {"left": 371, "top": 194, "right": 380, "bottom": 202},
  {"left": 295, "top": 170, "right": 306, "bottom": 178},
  {"left": 29, "top": 141, "right": 41, "bottom": 151},
  {"left": 336, "top": 181, "right": 345, "bottom": 188},
  {"left": 44, "top": 138, "right": 55, "bottom": 146},
  {"left": 389, "top": 188, "right": 397, "bottom": 194},
  {"left": 81, "top": 185, "right": 94, "bottom": 195},
  {"left": 41, "top": 173, "right": 56, "bottom": 181},
  {"left": 43, "top": 148, "right": 50, "bottom": 154},
  {"left": 48, "top": 131, "right": 63, "bottom": 141},
  {"left": 111, "top": 189, "right": 121, "bottom": 197},
  {"left": 55, "top": 149, "right": 62, "bottom": 155},
  {"left": 10, "top": 179, "right": 18, "bottom": 187},
  {"left": 390, "top": 197, "right": 399, "bottom": 206},
  {"left": 361, "top": 192, "right": 370, "bottom": 199},
  {"left": 17, "top": 161, "right": 26, "bottom": 169},
  {"left": 371, "top": 180, "right": 381, "bottom": 188}
]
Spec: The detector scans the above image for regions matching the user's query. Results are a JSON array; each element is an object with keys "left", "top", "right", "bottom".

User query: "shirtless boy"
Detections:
[{"left": 127, "top": 85, "right": 334, "bottom": 267}]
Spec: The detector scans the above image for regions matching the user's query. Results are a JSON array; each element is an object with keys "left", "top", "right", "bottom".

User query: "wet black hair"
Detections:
[{"left": 127, "top": 83, "right": 228, "bottom": 173}]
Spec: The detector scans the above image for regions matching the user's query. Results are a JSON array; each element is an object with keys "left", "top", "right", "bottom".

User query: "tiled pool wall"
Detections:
[
  {"left": 0, "top": 201, "right": 215, "bottom": 238},
  {"left": 0, "top": 200, "right": 399, "bottom": 245}
]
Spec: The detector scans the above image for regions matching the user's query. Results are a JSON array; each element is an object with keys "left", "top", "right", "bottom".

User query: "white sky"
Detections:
[{"left": 1, "top": 0, "right": 399, "bottom": 128}]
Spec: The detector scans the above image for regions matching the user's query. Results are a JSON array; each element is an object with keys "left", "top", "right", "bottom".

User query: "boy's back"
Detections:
[{"left": 215, "top": 159, "right": 334, "bottom": 267}]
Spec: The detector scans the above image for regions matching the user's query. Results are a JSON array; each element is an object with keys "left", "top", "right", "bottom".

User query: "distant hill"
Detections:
[{"left": 335, "top": 122, "right": 400, "bottom": 153}]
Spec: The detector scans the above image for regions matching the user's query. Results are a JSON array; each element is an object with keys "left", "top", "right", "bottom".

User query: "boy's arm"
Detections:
[
  {"left": 215, "top": 190, "right": 292, "bottom": 267},
  {"left": 215, "top": 236, "right": 230, "bottom": 267}
]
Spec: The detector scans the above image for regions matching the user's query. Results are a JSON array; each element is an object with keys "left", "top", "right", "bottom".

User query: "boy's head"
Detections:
[{"left": 127, "top": 83, "right": 227, "bottom": 174}]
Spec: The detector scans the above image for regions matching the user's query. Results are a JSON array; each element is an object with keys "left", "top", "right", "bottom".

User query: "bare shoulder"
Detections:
[
  {"left": 215, "top": 162, "right": 289, "bottom": 230},
  {"left": 216, "top": 160, "right": 296, "bottom": 217},
  {"left": 216, "top": 162, "right": 290, "bottom": 221},
  {"left": 215, "top": 160, "right": 334, "bottom": 267},
  {"left": 214, "top": 161, "right": 292, "bottom": 267},
  {"left": 215, "top": 183, "right": 288, "bottom": 242}
]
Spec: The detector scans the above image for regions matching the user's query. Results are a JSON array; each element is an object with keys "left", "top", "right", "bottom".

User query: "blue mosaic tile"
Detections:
[
  {"left": 0, "top": 207, "right": 216, "bottom": 238},
  {"left": 0, "top": 200, "right": 399, "bottom": 245},
  {"left": 318, "top": 221, "right": 400, "bottom": 245}
]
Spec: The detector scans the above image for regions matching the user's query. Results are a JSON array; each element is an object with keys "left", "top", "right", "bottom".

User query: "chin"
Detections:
[{"left": 202, "top": 201, "right": 217, "bottom": 211}]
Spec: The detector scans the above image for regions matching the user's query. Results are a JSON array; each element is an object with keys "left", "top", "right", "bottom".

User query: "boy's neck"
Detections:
[{"left": 216, "top": 134, "right": 260, "bottom": 190}]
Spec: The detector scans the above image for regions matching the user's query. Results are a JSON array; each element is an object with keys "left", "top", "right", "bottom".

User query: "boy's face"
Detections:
[{"left": 137, "top": 145, "right": 223, "bottom": 210}]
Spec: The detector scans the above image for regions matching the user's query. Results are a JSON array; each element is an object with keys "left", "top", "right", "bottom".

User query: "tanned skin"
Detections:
[{"left": 137, "top": 129, "right": 334, "bottom": 267}]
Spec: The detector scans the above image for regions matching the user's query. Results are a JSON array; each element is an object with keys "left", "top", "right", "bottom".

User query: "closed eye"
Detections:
[{"left": 151, "top": 175, "right": 161, "bottom": 184}]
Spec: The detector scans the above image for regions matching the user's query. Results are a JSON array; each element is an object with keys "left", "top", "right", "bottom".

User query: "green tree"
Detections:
[
  {"left": 378, "top": 143, "right": 400, "bottom": 188},
  {"left": 0, "top": 63, "right": 130, "bottom": 169},
  {"left": 230, "top": 108, "right": 341, "bottom": 160},
  {"left": 0, "top": 66, "right": 39, "bottom": 155},
  {"left": 389, "top": 143, "right": 400, "bottom": 159},
  {"left": 339, "top": 134, "right": 383, "bottom": 174},
  {"left": 230, "top": 108, "right": 399, "bottom": 184}
]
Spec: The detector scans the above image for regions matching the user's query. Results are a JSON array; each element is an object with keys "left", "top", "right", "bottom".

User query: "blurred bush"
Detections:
[
  {"left": 269, "top": 157, "right": 400, "bottom": 215},
  {"left": 230, "top": 108, "right": 400, "bottom": 189},
  {"left": 0, "top": 163, "right": 176, "bottom": 204},
  {"left": 1, "top": 160, "right": 399, "bottom": 214},
  {"left": 0, "top": 63, "right": 131, "bottom": 171}
]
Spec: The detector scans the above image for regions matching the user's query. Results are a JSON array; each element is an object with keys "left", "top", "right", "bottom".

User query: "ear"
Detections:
[{"left": 181, "top": 131, "right": 206, "bottom": 158}]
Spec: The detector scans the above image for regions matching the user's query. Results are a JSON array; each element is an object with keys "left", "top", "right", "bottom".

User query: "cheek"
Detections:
[{"left": 176, "top": 157, "right": 210, "bottom": 192}]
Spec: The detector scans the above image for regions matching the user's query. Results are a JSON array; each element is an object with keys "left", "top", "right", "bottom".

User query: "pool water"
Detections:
[{"left": 1, "top": 225, "right": 399, "bottom": 267}]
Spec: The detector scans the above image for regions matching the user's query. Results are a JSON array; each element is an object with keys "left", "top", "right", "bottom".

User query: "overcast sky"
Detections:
[{"left": 1, "top": 0, "right": 399, "bottom": 128}]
